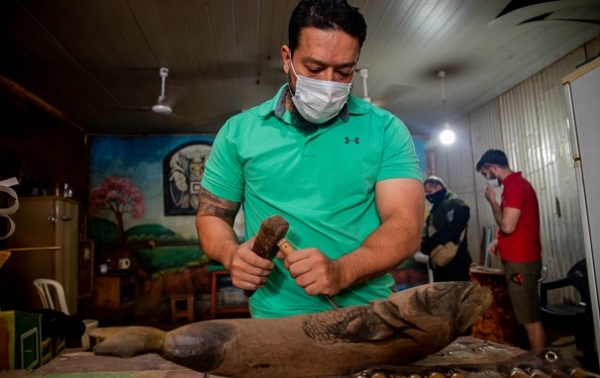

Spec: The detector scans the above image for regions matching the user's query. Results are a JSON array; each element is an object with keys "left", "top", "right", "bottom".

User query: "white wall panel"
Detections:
[
  {"left": 468, "top": 100, "right": 505, "bottom": 269},
  {"left": 432, "top": 99, "right": 506, "bottom": 268}
]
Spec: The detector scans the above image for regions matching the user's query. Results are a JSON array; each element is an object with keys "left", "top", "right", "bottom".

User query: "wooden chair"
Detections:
[{"left": 33, "top": 278, "right": 99, "bottom": 351}]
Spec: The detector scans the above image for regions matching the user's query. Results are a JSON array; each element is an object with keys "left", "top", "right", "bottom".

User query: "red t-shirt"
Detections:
[{"left": 497, "top": 172, "right": 542, "bottom": 262}]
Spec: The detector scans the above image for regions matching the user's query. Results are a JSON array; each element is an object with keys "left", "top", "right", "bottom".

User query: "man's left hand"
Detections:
[{"left": 282, "top": 247, "right": 342, "bottom": 297}]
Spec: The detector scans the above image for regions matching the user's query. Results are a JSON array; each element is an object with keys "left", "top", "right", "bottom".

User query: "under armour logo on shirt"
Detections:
[{"left": 344, "top": 137, "right": 360, "bottom": 144}]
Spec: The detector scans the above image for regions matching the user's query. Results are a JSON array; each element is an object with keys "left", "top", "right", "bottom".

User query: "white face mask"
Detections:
[
  {"left": 486, "top": 178, "right": 500, "bottom": 188},
  {"left": 289, "top": 61, "right": 353, "bottom": 124},
  {"left": 485, "top": 166, "right": 501, "bottom": 188}
]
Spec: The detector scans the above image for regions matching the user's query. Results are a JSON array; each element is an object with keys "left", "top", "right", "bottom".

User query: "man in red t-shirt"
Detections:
[{"left": 476, "top": 149, "right": 546, "bottom": 351}]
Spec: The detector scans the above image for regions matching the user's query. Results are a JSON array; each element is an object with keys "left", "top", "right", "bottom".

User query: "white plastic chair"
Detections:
[{"left": 33, "top": 278, "right": 99, "bottom": 351}]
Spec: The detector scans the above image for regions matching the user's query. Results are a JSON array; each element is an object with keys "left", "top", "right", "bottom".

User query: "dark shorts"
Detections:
[{"left": 502, "top": 259, "right": 542, "bottom": 325}]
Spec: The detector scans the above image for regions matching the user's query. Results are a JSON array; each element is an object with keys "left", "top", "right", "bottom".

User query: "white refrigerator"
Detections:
[{"left": 563, "top": 56, "right": 600, "bottom": 364}]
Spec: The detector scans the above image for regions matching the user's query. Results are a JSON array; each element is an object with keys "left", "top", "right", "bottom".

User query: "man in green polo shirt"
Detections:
[{"left": 196, "top": 0, "right": 424, "bottom": 318}]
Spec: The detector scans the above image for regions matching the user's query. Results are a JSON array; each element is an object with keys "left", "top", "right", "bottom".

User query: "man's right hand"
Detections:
[
  {"left": 226, "top": 236, "right": 275, "bottom": 291},
  {"left": 488, "top": 239, "right": 498, "bottom": 257},
  {"left": 484, "top": 186, "right": 497, "bottom": 204}
]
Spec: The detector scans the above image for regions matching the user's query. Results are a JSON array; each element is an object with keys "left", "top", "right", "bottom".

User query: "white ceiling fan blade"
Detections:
[{"left": 372, "top": 84, "right": 416, "bottom": 107}]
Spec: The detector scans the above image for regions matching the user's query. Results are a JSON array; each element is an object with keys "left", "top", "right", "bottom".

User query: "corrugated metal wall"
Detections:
[{"left": 430, "top": 35, "right": 600, "bottom": 303}]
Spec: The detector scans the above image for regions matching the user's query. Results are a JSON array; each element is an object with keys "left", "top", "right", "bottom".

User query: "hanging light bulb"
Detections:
[
  {"left": 438, "top": 70, "right": 455, "bottom": 145},
  {"left": 440, "top": 122, "right": 456, "bottom": 145}
]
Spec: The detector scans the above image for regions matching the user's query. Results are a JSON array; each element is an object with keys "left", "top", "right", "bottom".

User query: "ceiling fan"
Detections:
[
  {"left": 152, "top": 67, "right": 174, "bottom": 115},
  {"left": 358, "top": 68, "right": 371, "bottom": 103},
  {"left": 355, "top": 67, "right": 415, "bottom": 107},
  {"left": 112, "top": 66, "right": 188, "bottom": 119}
]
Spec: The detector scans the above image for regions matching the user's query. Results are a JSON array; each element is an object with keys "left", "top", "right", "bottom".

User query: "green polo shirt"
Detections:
[{"left": 201, "top": 84, "right": 422, "bottom": 318}]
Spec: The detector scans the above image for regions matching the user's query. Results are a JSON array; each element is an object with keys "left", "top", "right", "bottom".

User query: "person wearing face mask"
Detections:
[
  {"left": 195, "top": 0, "right": 423, "bottom": 319},
  {"left": 475, "top": 149, "right": 546, "bottom": 351},
  {"left": 419, "top": 176, "right": 472, "bottom": 282}
]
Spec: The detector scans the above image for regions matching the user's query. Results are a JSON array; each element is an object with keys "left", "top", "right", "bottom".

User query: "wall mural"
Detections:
[
  {"left": 88, "top": 135, "right": 214, "bottom": 276},
  {"left": 89, "top": 176, "right": 146, "bottom": 246},
  {"left": 164, "top": 141, "right": 212, "bottom": 215}
]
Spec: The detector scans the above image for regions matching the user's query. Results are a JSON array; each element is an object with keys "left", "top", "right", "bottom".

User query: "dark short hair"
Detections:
[
  {"left": 475, "top": 149, "right": 509, "bottom": 172},
  {"left": 424, "top": 176, "right": 446, "bottom": 188},
  {"left": 288, "top": 0, "right": 367, "bottom": 53}
]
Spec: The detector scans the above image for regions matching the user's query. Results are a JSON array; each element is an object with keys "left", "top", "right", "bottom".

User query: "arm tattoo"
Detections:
[{"left": 197, "top": 187, "right": 239, "bottom": 225}]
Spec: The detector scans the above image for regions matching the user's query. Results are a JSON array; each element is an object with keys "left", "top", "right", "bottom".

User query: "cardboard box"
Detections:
[{"left": 0, "top": 310, "right": 42, "bottom": 370}]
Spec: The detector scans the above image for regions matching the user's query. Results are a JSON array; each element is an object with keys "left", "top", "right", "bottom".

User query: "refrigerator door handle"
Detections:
[{"left": 49, "top": 215, "right": 72, "bottom": 222}]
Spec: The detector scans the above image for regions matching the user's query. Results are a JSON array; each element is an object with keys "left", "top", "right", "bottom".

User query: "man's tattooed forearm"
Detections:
[{"left": 197, "top": 187, "right": 239, "bottom": 222}]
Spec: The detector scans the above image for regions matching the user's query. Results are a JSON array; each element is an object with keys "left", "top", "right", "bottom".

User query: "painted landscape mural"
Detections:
[{"left": 88, "top": 135, "right": 216, "bottom": 322}]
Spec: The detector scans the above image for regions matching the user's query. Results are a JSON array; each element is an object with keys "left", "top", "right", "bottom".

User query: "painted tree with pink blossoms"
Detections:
[{"left": 89, "top": 176, "right": 145, "bottom": 245}]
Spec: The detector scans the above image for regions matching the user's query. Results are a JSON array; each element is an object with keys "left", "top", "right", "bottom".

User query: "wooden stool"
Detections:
[{"left": 170, "top": 293, "right": 194, "bottom": 323}]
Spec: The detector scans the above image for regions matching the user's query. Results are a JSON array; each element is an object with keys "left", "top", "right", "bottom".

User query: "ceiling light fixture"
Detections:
[
  {"left": 440, "top": 123, "right": 456, "bottom": 145},
  {"left": 438, "top": 70, "right": 455, "bottom": 145}
]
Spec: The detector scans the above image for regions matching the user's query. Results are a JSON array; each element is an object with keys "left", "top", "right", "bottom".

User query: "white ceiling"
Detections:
[{"left": 1, "top": 0, "right": 599, "bottom": 136}]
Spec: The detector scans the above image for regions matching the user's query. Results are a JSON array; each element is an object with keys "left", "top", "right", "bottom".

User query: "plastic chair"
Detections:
[
  {"left": 33, "top": 278, "right": 99, "bottom": 351},
  {"left": 540, "top": 259, "right": 598, "bottom": 370}
]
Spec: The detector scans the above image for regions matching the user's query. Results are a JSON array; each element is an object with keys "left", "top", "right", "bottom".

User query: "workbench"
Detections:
[
  {"left": 2, "top": 336, "right": 531, "bottom": 378},
  {"left": 3, "top": 334, "right": 593, "bottom": 378}
]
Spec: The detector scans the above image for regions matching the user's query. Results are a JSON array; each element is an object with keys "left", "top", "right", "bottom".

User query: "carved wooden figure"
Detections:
[{"left": 93, "top": 282, "right": 492, "bottom": 378}]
